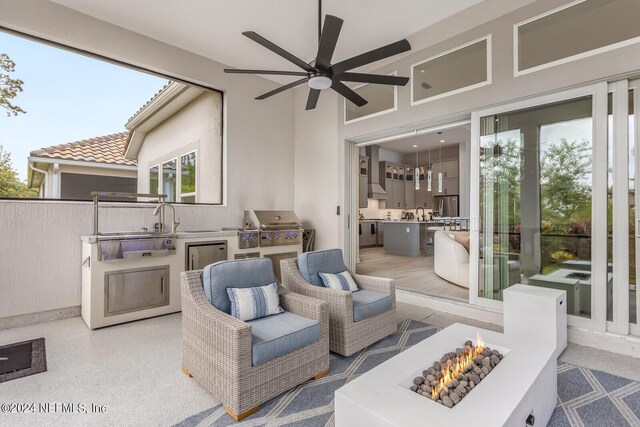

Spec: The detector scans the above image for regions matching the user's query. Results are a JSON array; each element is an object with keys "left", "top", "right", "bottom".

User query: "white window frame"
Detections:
[
  {"left": 160, "top": 157, "right": 178, "bottom": 202},
  {"left": 513, "top": 0, "right": 640, "bottom": 77},
  {"left": 410, "top": 35, "right": 492, "bottom": 107},
  {"left": 343, "top": 71, "right": 398, "bottom": 125},
  {"left": 178, "top": 149, "right": 197, "bottom": 203}
]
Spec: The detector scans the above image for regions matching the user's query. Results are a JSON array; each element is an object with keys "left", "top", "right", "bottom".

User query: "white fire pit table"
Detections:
[{"left": 335, "top": 323, "right": 557, "bottom": 427}]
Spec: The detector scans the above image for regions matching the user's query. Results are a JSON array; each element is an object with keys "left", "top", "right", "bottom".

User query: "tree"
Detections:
[
  {"left": 0, "top": 53, "right": 26, "bottom": 116},
  {"left": 0, "top": 145, "right": 37, "bottom": 198}
]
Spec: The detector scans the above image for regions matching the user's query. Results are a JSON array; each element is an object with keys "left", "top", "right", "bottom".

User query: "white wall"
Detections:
[
  {"left": 293, "top": 88, "right": 341, "bottom": 250},
  {"left": 294, "top": 0, "right": 640, "bottom": 261},
  {"left": 137, "top": 92, "right": 222, "bottom": 204},
  {"left": 0, "top": 0, "right": 295, "bottom": 319}
]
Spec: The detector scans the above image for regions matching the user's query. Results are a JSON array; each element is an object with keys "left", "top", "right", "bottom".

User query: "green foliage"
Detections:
[
  {"left": 0, "top": 146, "right": 38, "bottom": 198},
  {"left": 0, "top": 53, "right": 26, "bottom": 117}
]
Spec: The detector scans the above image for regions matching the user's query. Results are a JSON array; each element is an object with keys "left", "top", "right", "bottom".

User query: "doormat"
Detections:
[{"left": 0, "top": 338, "right": 47, "bottom": 383}]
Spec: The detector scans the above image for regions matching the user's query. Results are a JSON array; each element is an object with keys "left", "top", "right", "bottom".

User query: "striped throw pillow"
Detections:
[
  {"left": 226, "top": 282, "right": 284, "bottom": 321},
  {"left": 318, "top": 271, "right": 359, "bottom": 292}
]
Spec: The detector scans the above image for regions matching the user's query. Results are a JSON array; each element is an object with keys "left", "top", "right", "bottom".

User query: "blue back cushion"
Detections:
[
  {"left": 297, "top": 249, "right": 347, "bottom": 286},
  {"left": 203, "top": 258, "right": 277, "bottom": 314}
]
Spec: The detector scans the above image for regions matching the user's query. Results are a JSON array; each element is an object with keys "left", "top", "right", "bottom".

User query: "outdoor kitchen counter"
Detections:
[
  {"left": 80, "top": 229, "right": 239, "bottom": 243},
  {"left": 383, "top": 221, "right": 426, "bottom": 257}
]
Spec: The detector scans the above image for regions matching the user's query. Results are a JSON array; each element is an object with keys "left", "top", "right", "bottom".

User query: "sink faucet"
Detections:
[
  {"left": 416, "top": 207, "right": 426, "bottom": 222},
  {"left": 153, "top": 202, "right": 180, "bottom": 233}
]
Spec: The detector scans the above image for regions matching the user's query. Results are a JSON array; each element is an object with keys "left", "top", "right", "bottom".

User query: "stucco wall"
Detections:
[{"left": 136, "top": 92, "right": 223, "bottom": 204}]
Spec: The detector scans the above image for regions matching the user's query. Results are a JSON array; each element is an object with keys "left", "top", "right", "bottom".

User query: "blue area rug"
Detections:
[{"left": 174, "top": 320, "right": 640, "bottom": 427}]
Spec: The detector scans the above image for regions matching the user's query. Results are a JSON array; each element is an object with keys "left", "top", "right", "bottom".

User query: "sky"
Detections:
[{"left": 0, "top": 31, "right": 168, "bottom": 181}]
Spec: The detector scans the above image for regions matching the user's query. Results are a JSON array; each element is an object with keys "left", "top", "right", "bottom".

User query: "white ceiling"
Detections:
[
  {"left": 50, "top": 0, "right": 486, "bottom": 83},
  {"left": 379, "top": 126, "right": 470, "bottom": 154}
]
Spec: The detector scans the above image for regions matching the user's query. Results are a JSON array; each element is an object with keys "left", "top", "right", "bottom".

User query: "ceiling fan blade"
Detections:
[
  {"left": 224, "top": 68, "right": 308, "bottom": 76},
  {"left": 331, "top": 80, "right": 367, "bottom": 107},
  {"left": 242, "top": 31, "right": 314, "bottom": 72},
  {"left": 315, "top": 15, "right": 343, "bottom": 70},
  {"left": 330, "top": 39, "right": 411, "bottom": 75},
  {"left": 335, "top": 72, "right": 409, "bottom": 86},
  {"left": 306, "top": 89, "right": 321, "bottom": 110},
  {"left": 255, "top": 77, "right": 308, "bottom": 100}
]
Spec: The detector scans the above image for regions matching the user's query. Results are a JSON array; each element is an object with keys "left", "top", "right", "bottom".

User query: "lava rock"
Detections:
[
  {"left": 440, "top": 355, "right": 450, "bottom": 364},
  {"left": 410, "top": 385, "right": 418, "bottom": 392},
  {"left": 491, "top": 355, "right": 500, "bottom": 367},
  {"left": 421, "top": 384, "right": 430, "bottom": 391},
  {"left": 480, "top": 372, "right": 485, "bottom": 379},
  {"left": 451, "top": 379, "right": 459, "bottom": 388},
  {"left": 443, "top": 396, "right": 454, "bottom": 408},
  {"left": 469, "top": 373, "right": 480, "bottom": 384},
  {"left": 464, "top": 340, "right": 473, "bottom": 347},
  {"left": 455, "top": 348, "right": 464, "bottom": 357},
  {"left": 433, "top": 362, "right": 442, "bottom": 371},
  {"left": 436, "top": 371, "right": 443, "bottom": 379},
  {"left": 427, "top": 367, "right": 436, "bottom": 376},
  {"left": 474, "top": 356, "right": 484, "bottom": 365},
  {"left": 426, "top": 374, "right": 436, "bottom": 383},
  {"left": 482, "top": 366, "right": 490, "bottom": 375},
  {"left": 449, "top": 352, "right": 456, "bottom": 359},
  {"left": 450, "top": 393, "right": 460, "bottom": 405},
  {"left": 456, "top": 385, "right": 467, "bottom": 395},
  {"left": 473, "top": 366, "right": 482, "bottom": 376},
  {"left": 481, "top": 357, "right": 491, "bottom": 368},
  {"left": 465, "top": 386, "right": 471, "bottom": 393},
  {"left": 459, "top": 380, "right": 468, "bottom": 388},
  {"left": 469, "top": 381, "right": 475, "bottom": 389},
  {"left": 440, "top": 390, "right": 448, "bottom": 400},
  {"left": 430, "top": 380, "right": 437, "bottom": 387},
  {"left": 499, "top": 354, "right": 504, "bottom": 360},
  {"left": 456, "top": 374, "right": 463, "bottom": 381},
  {"left": 414, "top": 377, "right": 424, "bottom": 385},
  {"left": 491, "top": 349, "right": 500, "bottom": 356},
  {"left": 482, "top": 349, "right": 492, "bottom": 357}
]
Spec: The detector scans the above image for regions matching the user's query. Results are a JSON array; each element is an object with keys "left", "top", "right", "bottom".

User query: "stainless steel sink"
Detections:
[{"left": 178, "top": 230, "right": 222, "bottom": 233}]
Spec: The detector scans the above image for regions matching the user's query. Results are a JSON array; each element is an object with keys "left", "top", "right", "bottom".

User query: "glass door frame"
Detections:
[
  {"left": 469, "top": 82, "right": 609, "bottom": 331},
  {"left": 608, "top": 79, "right": 640, "bottom": 336}
]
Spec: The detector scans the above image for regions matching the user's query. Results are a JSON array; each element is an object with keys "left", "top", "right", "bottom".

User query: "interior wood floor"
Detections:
[{"left": 356, "top": 246, "right": 468, "bottom": 301}]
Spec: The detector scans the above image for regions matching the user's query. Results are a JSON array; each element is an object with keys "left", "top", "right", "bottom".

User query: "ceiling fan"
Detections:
[{"left": 224, "top": 3, "right": 412, "bottom": 110}]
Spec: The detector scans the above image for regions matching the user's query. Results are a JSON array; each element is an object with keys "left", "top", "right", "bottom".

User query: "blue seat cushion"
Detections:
[
  {"left": 248, "top": 311, "right": 320, "bottom": 366},
  {"left": 297, "top": 249, "right": 347, "bottom": 286},
  {"left": 203, "top": 258, "right": 277, "bottom": 314},
  {"left": 352, "top": 290, "right": 393, "bottom": 322}
]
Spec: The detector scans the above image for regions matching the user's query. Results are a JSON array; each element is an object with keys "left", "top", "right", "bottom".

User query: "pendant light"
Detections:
[
  {"left": 438, "top": 133, "right": 444, "bottom": 193},
  {"left": 427, "top": 144, "right": 432, "bottom": 192},
  {"left": 413, "top": 145, "right": 420, "bottom": 190}
]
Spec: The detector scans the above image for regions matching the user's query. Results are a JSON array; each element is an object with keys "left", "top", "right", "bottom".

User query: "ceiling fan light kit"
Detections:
[{"left": 224, "top": 2, "right": 412, "bottom": 110}]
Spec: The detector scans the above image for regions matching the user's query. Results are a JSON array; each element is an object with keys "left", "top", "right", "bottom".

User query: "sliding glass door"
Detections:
[{"left": 471, "top": 84, "right": 608, "bottom": 328}]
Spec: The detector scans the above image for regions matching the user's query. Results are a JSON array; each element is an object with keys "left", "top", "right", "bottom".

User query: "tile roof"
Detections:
[
  {"left": 30, "top": 131, "right": 137, "bottom": 167},
  {"left": 126, "top": 80, "right": 173, "bottom": 123}
]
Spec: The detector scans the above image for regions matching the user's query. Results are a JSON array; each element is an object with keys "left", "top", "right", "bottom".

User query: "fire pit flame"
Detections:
[{"left": 430, "top": 333, "right": 485, "bottom": 401}]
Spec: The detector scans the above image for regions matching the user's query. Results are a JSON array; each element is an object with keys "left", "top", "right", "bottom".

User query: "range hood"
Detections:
[{"left": 366, "top": 146, "right": 387, "bottom": 200}]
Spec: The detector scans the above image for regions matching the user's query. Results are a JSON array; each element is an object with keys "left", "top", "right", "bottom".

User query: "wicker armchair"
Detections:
[
  {"left": 181, "top": 266, "right": 329, "bottom": 421},
  {"left": 281, "top": 249, "right": 396, "bottom": 357}
]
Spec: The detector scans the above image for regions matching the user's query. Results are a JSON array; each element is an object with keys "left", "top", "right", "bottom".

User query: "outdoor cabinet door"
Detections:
[
  {"left": 105, "top": 266, "right": 169, "bottom": 316},
  {"left": 405, "top": 181, "right": 415, "bottom": 208},
  {"left": 359, "top": 174, "right": 368, "bottom": 208}
]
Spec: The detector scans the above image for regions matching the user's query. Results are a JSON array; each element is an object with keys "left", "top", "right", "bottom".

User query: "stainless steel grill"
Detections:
[{"left": 241, "top": 210, "right": 303, "bottom": 247}]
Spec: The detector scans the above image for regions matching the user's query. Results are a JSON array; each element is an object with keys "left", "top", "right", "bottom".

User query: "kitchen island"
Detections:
[{"left": 382, "top": 221, "right": 426, "bottom": 257}]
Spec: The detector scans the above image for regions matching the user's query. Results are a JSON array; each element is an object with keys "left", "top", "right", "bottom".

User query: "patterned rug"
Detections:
[{"left": 174, "top": 320, "right": 640, "bottom": 427}]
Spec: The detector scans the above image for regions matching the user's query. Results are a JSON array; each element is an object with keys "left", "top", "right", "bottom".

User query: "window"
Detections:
[
  {"left": 149, "top": 166, "right": 159, "bottom": 196},
  {"left": 180, "top": 151, "right": 196, "bottom": 203},
  {"left": 344, "top": 73, "right": 397, "bottom": 124},
  {"left": 149, "top": 152, "right": 197, "bottom": 203},
  {"left": 515, "top": 0, "right": 640, "bottom": 75},
  {"left": 0, "top": 29, "right": 223, "bottom": 204},
  {"left": 411, "top": 37, "right": 490, "bottom": 105}
]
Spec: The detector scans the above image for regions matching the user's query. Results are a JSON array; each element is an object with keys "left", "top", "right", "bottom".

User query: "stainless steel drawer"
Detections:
[{"left": 104, "top": 266, "right": 169, "bottom": 316}]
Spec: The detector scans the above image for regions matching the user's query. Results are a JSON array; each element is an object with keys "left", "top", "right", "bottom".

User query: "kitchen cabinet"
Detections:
[
  {"left": 359, "top": 156, "right": 368, "bottom": 208},
  {"left": 404, "top": 181, "right": 415, "bottom": 208},
  {"left": 105, "top": 266, "right": 169, "bottom": 316},
  {"left": 433, "top": 160, "right": 459, "bottom": 179},
  {"left": 441, "top": 177, "right": 459, "bottom": 195},
  {"left": 392, "top": 180, "right": 404, "bottom": 208},
  {"left": 359, "top": 174, "right": 368, "bottom": 208}
]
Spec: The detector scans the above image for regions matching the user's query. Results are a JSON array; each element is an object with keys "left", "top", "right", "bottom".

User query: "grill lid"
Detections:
[{"left": 244, "top": 210, "right": 301, "bottom": 230}]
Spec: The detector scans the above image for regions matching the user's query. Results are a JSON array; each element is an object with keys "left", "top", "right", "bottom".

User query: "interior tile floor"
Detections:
[
  {"left": 1, "top": 303, "right": 639, "bottom": 427},
  {"left": 357, "top": 246, "right": 467, "bottom": 300}
]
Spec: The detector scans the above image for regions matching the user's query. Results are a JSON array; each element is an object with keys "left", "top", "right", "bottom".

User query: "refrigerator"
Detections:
[{"left": 434, "top": 195, "right": 459, "bottom": 217}]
